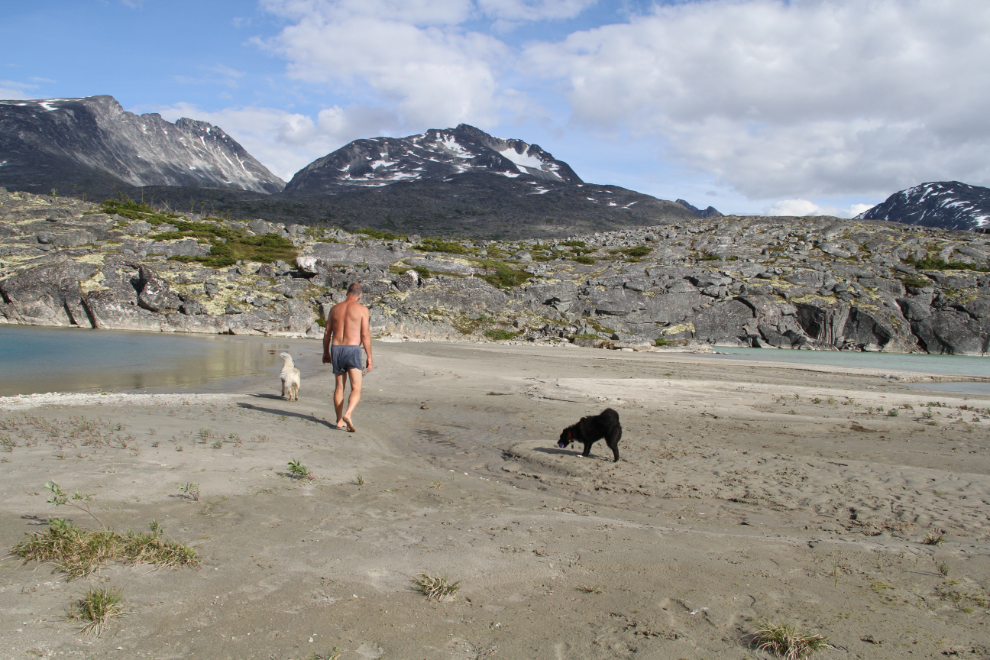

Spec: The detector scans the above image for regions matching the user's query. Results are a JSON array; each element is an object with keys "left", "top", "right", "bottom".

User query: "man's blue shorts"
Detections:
[{"left": 331, "top": 345, "right": 365, "bottom": 375}]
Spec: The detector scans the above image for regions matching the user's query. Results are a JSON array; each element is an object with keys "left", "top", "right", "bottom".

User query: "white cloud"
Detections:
[
  {"left": 258, "top": 1, "right": 512, "bottom": 128},
  {"left": 0, "top": 80, "right": 37, "bottom": 100},
  {"left": 763, "top": 199, "right": 874, "bottom": 219},
  {"left": 524, "top": 0, "right": 990, "bottom": 199},
  {"left": 477, "top": 0, "right": 597, "bottom": 21}
]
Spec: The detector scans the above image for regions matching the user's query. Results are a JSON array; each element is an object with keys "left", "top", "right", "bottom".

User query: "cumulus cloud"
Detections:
[
  {"left": 763, "top": 199, "right": 875, "bottom": 219},
  {"left": 524, "top": 0, "right": 990, "bottom": 199},
  {"left": 0, "top": 80, "right": 38, "bottom": 100},
  {"left": 150, "top": 102, "right": 404, "bottom": 181},
  {"left": 477, "top": 0, "right": 598, "bottom": 22},
  {"left": 258, "top": 1, "right": 514, "bottom": 128}
]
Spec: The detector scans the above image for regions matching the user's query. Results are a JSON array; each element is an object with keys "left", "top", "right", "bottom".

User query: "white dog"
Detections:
[{"left": 279, "top": 352, "right": 301, "bottom": 401}]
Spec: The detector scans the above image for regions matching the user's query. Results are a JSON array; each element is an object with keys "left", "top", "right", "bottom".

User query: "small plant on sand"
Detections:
[
  {"left": 288, "top": 459, "right": 311, "bottom": 479},
  {"left": 887, "top": 409, "right": 899, "bottom": 417},
  {"left": 811, "top": 397, "right": 822, "bottom": 404},
  {"left": 177, "top": 482, "right": 200, "bottom": 501},
  {"left": 428, "top": 480, "right": 443, "bottom": 489},
  {"left": 413, "top": 573, "right": 460, "bottom": 602},
  {"left": 924, "top": 530, "right": 945, "bottom": 546},
  {"left": 752, "top": 621, "right": 833, "bottom": 659},
  {"left": 211, "top": 440, "right": 223, "bottom": 449},
  {"left": 228, "top": 432, "right": 240, "bottom": 442},
  {"left": 45, "top": 481, "right": 105, "bottom": 527},
  {"left": 197, "top": 428, "right": 212, "bottom": 442},
  {"left": 575, "top": 584, "right": 604, "bottom": 594},
  {"left": 355, "top": 474, "right": 365, "bottom": 486},
  {"left": 70, "top": 586, "right": 125, "bottom": 636},
  {"left": 938, "top": 561, "right": 950, "bottom": 577}
]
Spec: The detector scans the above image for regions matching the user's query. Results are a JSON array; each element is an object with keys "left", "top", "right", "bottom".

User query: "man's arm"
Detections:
[
  {"left": 321, "top": 306, "right": 335, "bottom": 364},
  {"left": 361, "top": 308, "right": 373, "bottom": 371}
]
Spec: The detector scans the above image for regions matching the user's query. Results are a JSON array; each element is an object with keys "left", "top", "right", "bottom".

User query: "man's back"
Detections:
[{"left": 328, "top": 298, "right": 367, "bottom": 346}]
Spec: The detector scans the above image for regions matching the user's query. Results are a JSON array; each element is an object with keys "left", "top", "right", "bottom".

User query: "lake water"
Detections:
[
  {"left": 0, "top": 325, "right": 312, "bottom": 396},
  {"left": 707, "top": 346, "right": 990, "bottom": 395},
  {"left": 3, "top": 326, "right": 989, "bottom": 397}
]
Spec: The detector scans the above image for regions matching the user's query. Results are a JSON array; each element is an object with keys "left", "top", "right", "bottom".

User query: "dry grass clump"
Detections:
[
  {"left": 923, "top": 529, "right": 945, "bottom": 545},
  {"left": 575, "top": 584, "right": 604, "bottom": 594},
  {"left": 13, "top": 518, "right": 198, "bottom": 579},
  {"left": 69, "top": 586, "right": 125, "bottom": 636},
  {"left": 413, "top": 573, "right": 460, "bottom": 602},
  {"left": 753, "top": 621, "right": 833, "bottom": 659}
]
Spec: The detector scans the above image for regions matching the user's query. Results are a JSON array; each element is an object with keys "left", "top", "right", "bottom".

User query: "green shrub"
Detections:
[
  {"left": 560, "top": 240, "right": 586, "bottom": 247},
  {"left": 620, "top": 245, "right": 652, "bottom": 258},
  {"left": 172, "top": 232, "right": 297, "bottom": 268},
  {"left": 698, "top": 253, "right": 720, "bottom": 261},
  {"left": 901, "top": 275, "right": 930, "bottom": 288},
  {"left": 415, "top": 238, "right": 472, "bottom": 255},
  {"left": 573, "top": 255, "right": 596, "bottom": 265},
  {"left": 97, "top": 195, "right": 179, "bottom": 226},
  {"left": 484, "top": 329, "right": 517, "bottom": 341},
  {"left": 472, "top": 259, "right": 530, "bottom": 289},
  {"left": 906, "top": 255, "right": 989, "bottom": 272},
  {"left": 355, "top": 228, "right": 404, "bottom": 240},
  {"left": 655, "top": 337, "right": 673, "bottom": 347}
]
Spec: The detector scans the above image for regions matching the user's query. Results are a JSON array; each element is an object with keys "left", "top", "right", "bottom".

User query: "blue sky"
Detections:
[{"left": 3, "top": 0, "right": 989, "bottom": 217}]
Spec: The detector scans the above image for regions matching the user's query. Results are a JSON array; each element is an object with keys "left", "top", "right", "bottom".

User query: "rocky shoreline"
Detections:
[{"left": 2, "top": 187, "right": 990, "bottom": 354}]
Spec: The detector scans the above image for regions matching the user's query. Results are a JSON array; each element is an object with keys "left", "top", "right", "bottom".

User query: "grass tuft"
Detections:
[
  {"left": 13, "top": 518, "right": 198, "bottom": 580},
  {"left": 752, "top": 621, "right": 833, "bottom": 659},
  {"left": 924, "top": 529, "right": 944, "bottom": 546},
  {"left": 288, "top": 459, "right": 312, "bottom": 480},
  {"left": 413, "top": 573, "right": 460, "bottom": 602},
  {"left": 70, "top": 586, "right": 125, "bottom": 636},
  {"left": 575, "top": 584, "right": 604, "bottom": 594}
]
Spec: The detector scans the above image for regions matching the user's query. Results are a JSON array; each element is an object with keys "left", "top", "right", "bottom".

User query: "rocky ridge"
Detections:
[
  {"left": 0, "top": 95, "right": 285, "bottom": 195},
  {"left": 284, "top": 123, "right": 581, "bottom": 193},
  {"left": 857, "top": 181, "right": 990, "bottom": 231},
  {"left": 3, "top": 188, "right": 990, "bottom": 354}
]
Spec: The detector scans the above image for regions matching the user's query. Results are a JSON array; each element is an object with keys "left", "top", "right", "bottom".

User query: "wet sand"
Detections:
[{"left": 1, "top": 341, "right": 989, "bottom": 659}]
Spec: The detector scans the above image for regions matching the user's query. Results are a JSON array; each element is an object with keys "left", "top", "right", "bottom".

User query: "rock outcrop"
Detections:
[{"left": 3, "top": 187, "right": 990, "bottom": 354}]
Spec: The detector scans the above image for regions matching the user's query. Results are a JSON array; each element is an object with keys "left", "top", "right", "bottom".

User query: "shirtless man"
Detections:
[{"left": 322, "top": 282, "right": 373, "bottom": 432}]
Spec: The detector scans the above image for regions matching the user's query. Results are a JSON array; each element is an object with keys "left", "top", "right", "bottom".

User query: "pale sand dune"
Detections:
[{"left": 0, "top": 342, "right": 988, "bottom": 659}]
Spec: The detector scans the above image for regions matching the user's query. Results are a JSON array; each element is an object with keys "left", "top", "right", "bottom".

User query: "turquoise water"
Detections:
[
  {"left": 0, "top": 325, "right": 312, "bottom": 396},
  {"left": 707, "top": 346, "right": 990, "bottom": 394}
]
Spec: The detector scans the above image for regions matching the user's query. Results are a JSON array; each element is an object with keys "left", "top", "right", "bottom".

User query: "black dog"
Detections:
[{"left": 558, "top": 408, "right": 622, "bottom": 462}]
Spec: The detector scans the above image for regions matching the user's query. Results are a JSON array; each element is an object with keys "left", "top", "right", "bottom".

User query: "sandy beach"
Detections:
[{"left": 1, "top": 341, "right": 989, "bottom": 659}]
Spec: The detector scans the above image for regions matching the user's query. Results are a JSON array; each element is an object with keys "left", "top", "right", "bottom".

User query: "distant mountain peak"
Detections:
[
  {"left": 857, "top": 181, "right": 990, "bottom": 231},
  {"left": 284, "top": 124, "right": 582, "bottom": 194},
  {"left": 675, "top": 198, "right": 723, "bottom": 219},
  {"left": 0, "top": 95, "right": 284, "bottom": 195}
]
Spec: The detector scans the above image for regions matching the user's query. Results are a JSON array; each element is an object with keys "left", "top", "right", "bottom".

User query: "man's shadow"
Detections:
[{"left": 240, "top": 394, "right": 338, "bottom": 430}]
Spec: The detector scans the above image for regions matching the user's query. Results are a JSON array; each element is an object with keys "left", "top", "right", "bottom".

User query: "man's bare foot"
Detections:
[
  {"left": 335, "top": 421, "right": 347, "bottom": 430},
  {"left": 342, "top": 415, "right": 356, "bottom": 432}
]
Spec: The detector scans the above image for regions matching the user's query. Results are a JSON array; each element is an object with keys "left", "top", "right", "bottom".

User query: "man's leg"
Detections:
[
  {"left": 341, "top": 367, "right": 363, "bottom": 432},
  {"left": 334, "top": 373, "right": 347, "bottom": 429}
]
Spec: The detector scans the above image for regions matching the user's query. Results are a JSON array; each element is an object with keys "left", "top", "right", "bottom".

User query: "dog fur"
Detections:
[
  {"left": 558, "top": 408, "right": 622, "bottom": 462},
  {"left": 279, "top": 352, "right": 300, "bottom": 401}
]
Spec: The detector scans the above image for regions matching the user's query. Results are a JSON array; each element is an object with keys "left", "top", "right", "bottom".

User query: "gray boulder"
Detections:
[
  {"left": 692, "top": 299, "right": 756, "bottom": 345},
  {"left": 137, "top": 265, "right": 181, "bottom": 313},
  {"left": 0, "top": 259, "right": 96, "bottom": 326}
]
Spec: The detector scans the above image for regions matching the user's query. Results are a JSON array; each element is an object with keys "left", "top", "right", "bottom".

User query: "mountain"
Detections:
[
  {"left": 675, "top": 199, "right": 723, "bottom": 219},
  {"left": 856, "top": 181, "right": 990, "bottom": 231},
  {"left": 0, "top": 95, "right": 284, "bottom": 195},
  {"left": 284, "top": 124, "right": 581, "bottom": 193}
]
